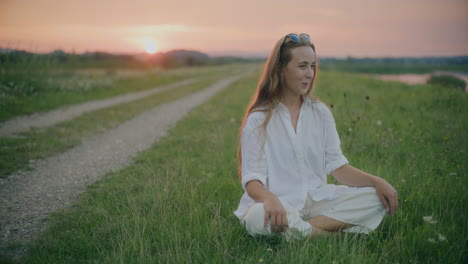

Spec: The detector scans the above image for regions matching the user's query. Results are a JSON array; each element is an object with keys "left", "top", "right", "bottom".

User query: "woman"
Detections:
[{"left": 234, "top": 33, "right": 398, "bottom": 239}]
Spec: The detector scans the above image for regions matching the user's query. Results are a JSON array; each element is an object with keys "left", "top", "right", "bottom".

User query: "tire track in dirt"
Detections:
[
  {"left": 0, "top": 68, "right": 255, "bottom": 260},
  {"left": 0, "top": 78, "right": 198, "bottom": 137}
]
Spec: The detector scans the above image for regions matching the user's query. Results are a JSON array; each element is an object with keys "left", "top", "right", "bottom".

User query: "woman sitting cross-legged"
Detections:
[{"left": 234, "top": 33, "right": 398, "bottom": 240}]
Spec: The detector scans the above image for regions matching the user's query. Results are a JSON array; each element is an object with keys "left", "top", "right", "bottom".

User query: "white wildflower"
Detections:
[
  {"left": 427, "top": 238, "right": 436, "bottom": 243},
  {"left": 438, "top": 233, "right": 446, "bottom": 241},
  {"left": 266, "top": 248, "right": 273, "bottom": 252},
  {"left": 423, "top": 216, "right": 438, "bottom": 224},
  {"left": 376, "top": 120, "right": 382, "bottom": 126}
]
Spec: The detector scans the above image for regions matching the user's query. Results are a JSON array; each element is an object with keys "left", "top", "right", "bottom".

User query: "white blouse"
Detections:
[{"left": 234, "top": 96, "right": 353, "bottom": 220}]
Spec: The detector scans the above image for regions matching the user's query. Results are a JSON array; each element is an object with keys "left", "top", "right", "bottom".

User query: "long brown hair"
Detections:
[{"left": 237, "top": 33, "right": 320, "bottom": 181}]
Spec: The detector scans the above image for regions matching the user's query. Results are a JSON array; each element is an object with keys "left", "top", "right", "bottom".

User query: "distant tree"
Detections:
[
  {"left": 427, "top": 75, "right": 466, "bottom": 91},
  {"left": 185, "top": 56, "right": 195, "bottom": 66},
  {"left": 160, "top": 54, "right": 176, "bottom": 68},
  {"left": 51, "top": 49, "right": 68, "bottom": 63}
]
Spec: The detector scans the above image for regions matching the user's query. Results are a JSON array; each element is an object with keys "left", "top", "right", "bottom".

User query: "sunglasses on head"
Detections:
[
  {"left": 281, "top": 33, "right": 311, "bottom": 48},
  {"left": 284, "top": 33, "right": 311, "bottom": 42},
  {"left": 279, "top": 33, "right": 313, "bottom": 61}
]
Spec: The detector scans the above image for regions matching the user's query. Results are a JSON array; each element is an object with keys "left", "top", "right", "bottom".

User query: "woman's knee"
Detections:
[
  {"left": 363, "top": 187, "right": 386, "bottom": 208},
  {"left": 359, "top": 188, "right": 388, "bottom": 220},
  {"left": 242, "top": 203, "right": 271, "bottom": 236}
]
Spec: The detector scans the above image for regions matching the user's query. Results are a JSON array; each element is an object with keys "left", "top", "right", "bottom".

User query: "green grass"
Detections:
[
  {"left": 6, "top": 68, "right": 468, "bottom": 263},
  {"left": 319, "top": 60, "right": 468, "bottom": 74},
  {"left": 0, "top": 63, "right": 250, "bottom": 122},
  {"left": 0, "top": 71, "right": 242, "bottom": 178},
  {"left": 427, "top": 75, "right": 466, "bottom": 91}
]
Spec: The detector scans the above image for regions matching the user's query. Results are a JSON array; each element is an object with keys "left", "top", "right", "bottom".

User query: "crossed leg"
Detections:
[
  {"left": 306, "top": 215, "right": 355, "bottom": 237},
  {"left": 242, "top": 188, "right": 384, "bottom": 239},
  {"left": 242, "top": 203, "right": 355, "bottom": 238}
]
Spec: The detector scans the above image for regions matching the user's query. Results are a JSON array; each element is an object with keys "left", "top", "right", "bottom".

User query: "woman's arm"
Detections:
[
  {"left": 241, "top": 114, "right": 288, "bottom": 232},
  {"left": 246, "top": 180, "right": 288, "bottom": 232},
  {"left": 331, "top": 164, "right": 398, "bottom": 216}
]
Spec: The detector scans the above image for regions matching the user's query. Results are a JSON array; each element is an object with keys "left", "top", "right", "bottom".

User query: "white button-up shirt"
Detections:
[{"left": 234, "top": 96, "right": 350, "bottom": 220}]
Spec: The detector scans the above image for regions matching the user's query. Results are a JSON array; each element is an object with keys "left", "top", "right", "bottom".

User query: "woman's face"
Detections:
[{"left": 281, "top": 46, "right": 316, "bottom": 98}]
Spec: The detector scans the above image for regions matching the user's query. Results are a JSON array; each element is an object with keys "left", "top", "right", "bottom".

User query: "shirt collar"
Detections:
[
  {"left": 302, "top": 95, "right": 312, "bottom": 106},
  {"left": 277, "top": 95, "right": 312, "bottom": 110}
]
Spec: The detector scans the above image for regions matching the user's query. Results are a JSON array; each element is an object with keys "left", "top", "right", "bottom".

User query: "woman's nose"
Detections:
[{"left": 305, "top": 68, "right": 314, "bottom": 78}]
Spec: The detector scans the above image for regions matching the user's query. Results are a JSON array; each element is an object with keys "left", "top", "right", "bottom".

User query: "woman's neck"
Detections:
[{"left": 280, "top": 92, "right": 303, "bottom": 110}]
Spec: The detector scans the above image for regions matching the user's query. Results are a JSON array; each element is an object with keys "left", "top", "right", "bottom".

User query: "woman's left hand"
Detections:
[
  {"left": 374, "top": 178, "right": 398, "bottom": 216},
  {"left": 332, "top": 165, "right": 399, "bottom": 216}
]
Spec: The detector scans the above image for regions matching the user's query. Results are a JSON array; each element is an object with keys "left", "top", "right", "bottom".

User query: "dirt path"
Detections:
[
  {"left": 376, "top": 71, "right": 468, "bottom": 92},
  {"left": 0, "top": 69, "right": 254, "bottom": 260},
  {"left": 0, "top": 78, "right": 198, "bottom": 137}
]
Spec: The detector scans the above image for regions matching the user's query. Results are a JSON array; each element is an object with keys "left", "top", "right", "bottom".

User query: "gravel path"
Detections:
[
  {"left": 0, "top": 78, "right": 198, "bottom": 137},
  {"left": 0, "top": 69, "right": 253, "bottom": 260}
]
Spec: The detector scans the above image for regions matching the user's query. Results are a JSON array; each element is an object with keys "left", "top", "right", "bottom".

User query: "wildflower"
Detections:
[
  {"left": 266, "top": 248, "right": 273, "bottom": 252},
  {"left": 376, "top": 120, "right": 382, "bottom": 126},
  {"left": 438, "top": 233, "right": 446, "bottom": 241},
  {"left": 423, "top": 216, "right": 438, "bottom": 224},
  {"left": 259, "top": 258, "right": 264, "bottom": 263},
  {"left": 428, "top": 238, "right": 436, "bottom": 243}
]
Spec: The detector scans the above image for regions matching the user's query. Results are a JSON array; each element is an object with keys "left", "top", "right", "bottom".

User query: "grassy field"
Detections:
[
  {"left": 0, "top": 75, "right": 228, "bottom": 178},
  {"left": 0, "top": 63, "right": 249, "bottom": 178},
  {"left": 319, "top": 59, "right": 468, "bottom": 74},
  {"left": 0, "top": 63, "right": 247, "bottom": 121},
  {"left": 0, "top": 65, "right": 462, "bottom": 263}
]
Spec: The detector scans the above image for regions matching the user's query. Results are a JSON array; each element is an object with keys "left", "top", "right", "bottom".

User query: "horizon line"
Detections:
[{"left": 1, "top": 47, "right": 468, "bottom": 60}]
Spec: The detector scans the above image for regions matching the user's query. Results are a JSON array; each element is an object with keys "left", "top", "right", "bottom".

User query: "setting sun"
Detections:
[{"left": 144, "top": 40, "right": 157, "bottom": 54}]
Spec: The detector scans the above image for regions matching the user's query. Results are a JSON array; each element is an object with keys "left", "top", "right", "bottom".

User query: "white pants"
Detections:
[{"left": 241, "top": 187, "right": 387, "bottom": 239}]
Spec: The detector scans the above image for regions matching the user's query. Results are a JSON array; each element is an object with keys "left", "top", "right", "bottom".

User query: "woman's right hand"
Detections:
[
  {"left": 245, "top": 180, "right": 288, "bottom": 233},
  {"left": 263, "top": 193, "right": 288, "bottom": 233}
]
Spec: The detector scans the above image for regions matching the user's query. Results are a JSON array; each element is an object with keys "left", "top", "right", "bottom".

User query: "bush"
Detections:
[{"left": 427, "top": 74, "right": 466, "bottom": 90}]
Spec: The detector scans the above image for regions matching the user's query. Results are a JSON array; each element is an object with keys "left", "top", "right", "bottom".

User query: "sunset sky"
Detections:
[{"left": 1, "top": 0, "right": 467, "bottom": 58}]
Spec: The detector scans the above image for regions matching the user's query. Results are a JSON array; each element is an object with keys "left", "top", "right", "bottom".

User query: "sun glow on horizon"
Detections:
[{"left": 144, "top": 39, "right": 158, "bottom": 54}]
